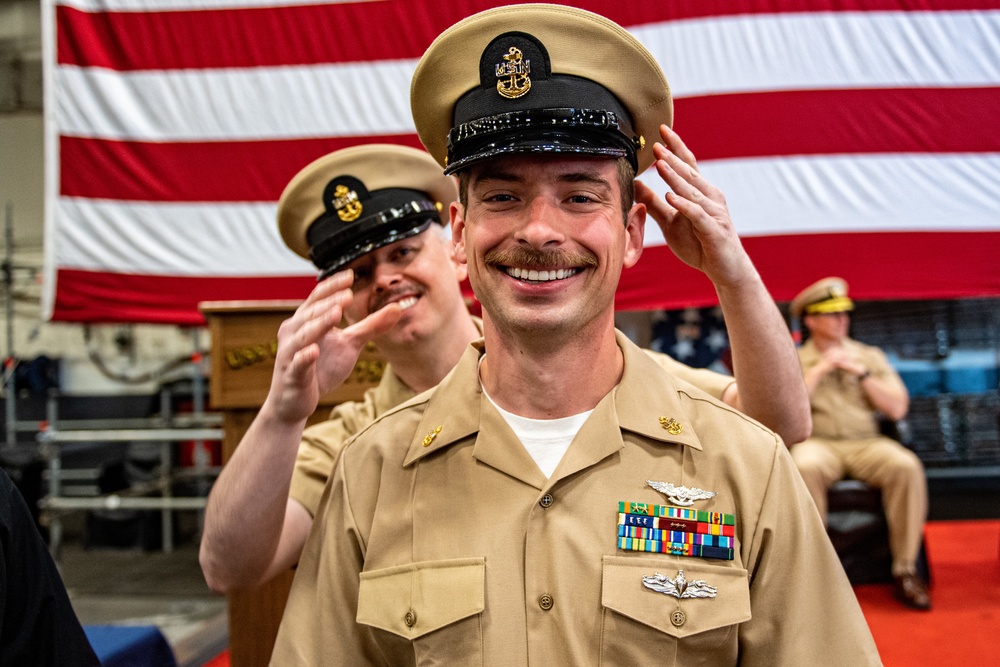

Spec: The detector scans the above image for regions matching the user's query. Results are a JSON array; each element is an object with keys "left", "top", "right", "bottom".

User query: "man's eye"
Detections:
[
  {"left": 393, "top": 245, "right": 418, "bottom": 262},
  {"left": 486, "top": 193, "right": 515, "bottom": 203},
  {"left": 569, "top": 194, "right": 594, "bottom": 204}
]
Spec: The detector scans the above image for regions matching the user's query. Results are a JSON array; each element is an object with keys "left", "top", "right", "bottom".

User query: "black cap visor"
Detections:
[
  {"left": 445, "top": 108, "right": 638, "bottom": 175},
  {"left": 308, "top": 198, "right": 440, "bottom": 280}
]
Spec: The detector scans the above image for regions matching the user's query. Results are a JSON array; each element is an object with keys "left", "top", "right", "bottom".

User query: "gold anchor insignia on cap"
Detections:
[
  {"left": 646, "top": 480, "right": 716, "bottom": 506},
  {"left": 422, "top": 426, "right": 443, "bottom": 447},
  {"left": 642, "top": 570, "right": 717, "bottom": 599},
  {"left": 495, "top": 46, "right": 531, "bottom": 99},
  {"left": 659, "top": 416, "right": 683, "bottom": 435},
  {"left": 332, "top": 184, "right": 363, "bottom": 222}
]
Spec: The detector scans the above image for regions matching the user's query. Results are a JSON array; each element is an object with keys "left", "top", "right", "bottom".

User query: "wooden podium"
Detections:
[{"left": 201, "top": 301, "right": 385, "bottom": 666}]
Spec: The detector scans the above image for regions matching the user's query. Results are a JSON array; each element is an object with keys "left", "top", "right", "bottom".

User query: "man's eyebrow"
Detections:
[
  {"left": 473, "top": 169, "right": 612, "bottom": 188},
  {"left": 557, "top": 171, "right": 612, "bottom": 188},
  {"left": 472, "top": 169, "right": 525, "bottom": 186}
]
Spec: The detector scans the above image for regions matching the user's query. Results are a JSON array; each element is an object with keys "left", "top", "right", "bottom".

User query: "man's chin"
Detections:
[{"left": 376, "top": 320, "right": 427, "bottom": 352}]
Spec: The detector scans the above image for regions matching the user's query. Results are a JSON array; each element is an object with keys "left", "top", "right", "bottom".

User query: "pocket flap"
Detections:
[
  {"left": 602, "top": 556, "right": 750, "bottom": 638},
  {"left": 357, "top": 557, "right": 485, "bottom": 639}
]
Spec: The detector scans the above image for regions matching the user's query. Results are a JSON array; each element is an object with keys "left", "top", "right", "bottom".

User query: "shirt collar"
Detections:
[{"left": 403, "top": 331, "right": 704, "bottom": 467}]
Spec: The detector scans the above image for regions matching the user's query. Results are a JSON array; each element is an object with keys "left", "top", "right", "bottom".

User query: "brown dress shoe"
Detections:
[{"left": 894, "top": 573, "right": 931, "bottom": 610}]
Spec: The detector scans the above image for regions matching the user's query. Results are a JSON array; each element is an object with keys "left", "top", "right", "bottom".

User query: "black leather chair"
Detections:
[{"left": 825, "top": 419, "right": 930, "bottom": 585}]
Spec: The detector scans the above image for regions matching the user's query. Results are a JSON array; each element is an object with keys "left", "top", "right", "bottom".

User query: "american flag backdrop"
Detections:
[{"left": 43, "top": 0, "right": 1000, "bottom": 325}]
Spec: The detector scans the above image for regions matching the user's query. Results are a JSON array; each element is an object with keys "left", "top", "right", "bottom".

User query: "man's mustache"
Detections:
[{"left": 484, "top": 247, "right": 598, "bottom": 270}]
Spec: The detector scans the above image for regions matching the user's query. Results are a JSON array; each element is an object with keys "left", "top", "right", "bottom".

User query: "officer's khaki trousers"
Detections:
[{"left": 791, "top": 436, "right": 928, "bottom": 577}]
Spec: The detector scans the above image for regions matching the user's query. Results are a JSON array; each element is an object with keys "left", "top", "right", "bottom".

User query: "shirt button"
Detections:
[
  {"left": 670, "top": 609, "right": 686, "bottom": 627},
  {"left": 404, "top": 609, "right": 417, "bottom": 628},
  {"left": 538, "top": 594, "right": 554, "bottom": 611},
  {"left": 539, "top": 494, "right": 554, "bottom": 508}
]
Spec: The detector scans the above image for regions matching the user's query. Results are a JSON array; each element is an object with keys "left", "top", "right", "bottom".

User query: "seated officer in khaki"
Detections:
[
  {"left": 199, "top": 144, "right": 807, "bottom": 593},
  {"left": 790, "top": 276, "right": 930, "bottom": 610},
  {"left": 270, "top": 6, "right": 877, "bottom": 665}
]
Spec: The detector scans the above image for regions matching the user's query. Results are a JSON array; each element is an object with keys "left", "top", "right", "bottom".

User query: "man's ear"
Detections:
[
  {"left": 450, "top": 201, "right": 468, "bottom": 265},
  {"left": 622, "top": 202, "right": 646, "bottom": 269}
]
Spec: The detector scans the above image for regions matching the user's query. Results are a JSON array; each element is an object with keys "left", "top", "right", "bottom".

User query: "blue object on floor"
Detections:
[{"left": 84, "top": 625, "right": 176, "bottom": 667}]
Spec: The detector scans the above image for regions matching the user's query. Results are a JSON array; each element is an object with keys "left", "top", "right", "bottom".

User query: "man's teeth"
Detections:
[
  {"left": 506, "top": 267, "right": 577, "bottom": 282},
  {"left": 397, "top": 296, "right": 418, "bottom": 310}
]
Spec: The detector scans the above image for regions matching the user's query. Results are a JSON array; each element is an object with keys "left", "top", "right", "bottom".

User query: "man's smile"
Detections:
[{"left": 504, "top": 267, "right": 581, "bottom": 283}]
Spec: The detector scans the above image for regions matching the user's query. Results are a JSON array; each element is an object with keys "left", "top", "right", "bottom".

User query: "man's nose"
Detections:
[
  {"left": 372, "top": 262, "right": 402, "bottom": 292},
  {"left": 516, "top": 196, "right": 566, "bottom": 248}
]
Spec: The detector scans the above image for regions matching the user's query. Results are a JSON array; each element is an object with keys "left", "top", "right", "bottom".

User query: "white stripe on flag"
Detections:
[
  {"left": 56, "top": 152, "right": 1000, "bottom": 275},
  {"left": 636, "top": 11, "right": 1000, "bottom": 98},
  {"left": 55, "top": 11, "right": 1000, "bottom": 141},
  {"left": 56, "top": 60, "right": 418, "bottom": 141},
  {"left": 638, "top": 153, "right": 1000, "bottom": 245},
  {"left": 56, "top": 198, "right": 313, "bottom": 275}
]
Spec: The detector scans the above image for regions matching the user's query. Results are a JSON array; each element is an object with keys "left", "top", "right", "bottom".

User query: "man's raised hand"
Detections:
[{"left": 264, "top": 270, "right": 402, "bottom": 425}]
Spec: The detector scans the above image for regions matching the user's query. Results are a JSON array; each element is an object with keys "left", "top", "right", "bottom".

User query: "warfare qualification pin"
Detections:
[
  {"left": 495, "top": 46, "right": 531, "bottom": 99},
  {"left": 642, "top": 570, "right": 717, "bottom": 599},
  {"left": 646, "top": 480, "right": 717, "bottom": 507}
]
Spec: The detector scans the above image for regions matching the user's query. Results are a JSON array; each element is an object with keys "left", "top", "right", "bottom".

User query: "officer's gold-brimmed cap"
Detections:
[
  {"left": 411, "top": 3, "right": 672, "bottom": 175},
  {"left": 790, "top": 277, "right": 855, "bottom": 318},
  {"left": 277, "top": 144, "right": 457, "bottom": 279}
]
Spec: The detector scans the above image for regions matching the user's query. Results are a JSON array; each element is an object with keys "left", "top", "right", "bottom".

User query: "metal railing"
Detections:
[{"left": 35, "top": 387, "right": 221, "bottom": 557}]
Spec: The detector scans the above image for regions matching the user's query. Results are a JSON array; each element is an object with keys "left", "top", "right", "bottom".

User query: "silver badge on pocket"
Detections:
[
  {"left": 646, "top": 480, "right": 716, "bottom": 506},
  {"left": 642, "top": 570, "right": 717, "bottom": 599}
]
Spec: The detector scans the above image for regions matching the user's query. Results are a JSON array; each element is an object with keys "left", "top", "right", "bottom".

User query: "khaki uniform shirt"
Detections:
[
  {"left": 272, "top": 332, "right": 878, "bottom": 666},
  {"left": 288, "top": 335, "right": 733, "bottom": 517},
  {"left": 799, "top": 337, "right": 907, "bottom": 440},
  {"left": 289, "top": 369, "right": 415, "bottom": 516}
]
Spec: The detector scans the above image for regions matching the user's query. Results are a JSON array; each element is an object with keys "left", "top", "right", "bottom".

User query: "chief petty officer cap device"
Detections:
[
  {"left": 410, "top": 3, "right": 673, "bottom": 176},
  {"left": 277, "top": 144, "right": 458, "bottom": 279},
  {"left": 790, "top": 277, "right": 856, "bottom": 319}
]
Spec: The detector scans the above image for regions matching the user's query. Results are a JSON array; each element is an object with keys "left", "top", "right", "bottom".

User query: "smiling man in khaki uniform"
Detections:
[
  {"left": 200, "top": 144, "right": 808, "bottom": 595},
  {"left": 270, "top": 5, "right": 877, "bottom": 665},
  {"left": 790, "top": 276, "right": 930, "bottom": 610}
]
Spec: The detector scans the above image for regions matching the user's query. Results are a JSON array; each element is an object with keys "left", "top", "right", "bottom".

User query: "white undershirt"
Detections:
[{"left": 479, "top": 357, "right": 593, "bottom": 478}]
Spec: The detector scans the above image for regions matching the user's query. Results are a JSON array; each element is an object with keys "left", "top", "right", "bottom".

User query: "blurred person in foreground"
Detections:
[
  {"left": 269, "top": 5, "right": 877, "bottom": 665},
  {"left": 1, "top": 468, "right": 100, "bottom": 665}
]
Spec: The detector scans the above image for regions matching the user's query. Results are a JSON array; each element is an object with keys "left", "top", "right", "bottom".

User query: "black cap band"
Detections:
[
  {"left": 307, "top": 186, "right": 440, "bottom": 279},
  {"left": 446, "top": 107, "right": 640, "bottom": 175}
]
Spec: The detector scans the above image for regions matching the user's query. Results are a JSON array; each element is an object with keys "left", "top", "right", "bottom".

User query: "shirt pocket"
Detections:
[
  {"left": 357, "top": 557, "right": 485, "bottom": 666},
  {"left": 600, "top": 555, "right": 751, "bottom": 667}
]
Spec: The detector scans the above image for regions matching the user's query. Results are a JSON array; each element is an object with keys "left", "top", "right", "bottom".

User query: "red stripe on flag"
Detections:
[
  {"left": 52, "top": 232, "right": 1000, "bottom": 325},
  {"left": 59, "top": 87, "right": 1000, "bottom": 202},
  {"left": 59, "top": 134, "right": 425, "bottom": 202},
  {"left": 676, "top": 88, "right": 1000, "bottom": 160},
  {"left": 56, "top": 0, "right": 999, "bottom": 70},
  {"left": 50, "top": 269, "right": 316, "bottom": 324},
  {"left": 616, "top": 231, "right": 1000, "bottom": 312}
]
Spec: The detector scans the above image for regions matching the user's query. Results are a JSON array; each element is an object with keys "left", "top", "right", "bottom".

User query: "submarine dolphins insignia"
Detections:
[{"left": 646, "top": 480, "right": 717, "bottom": 507}]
